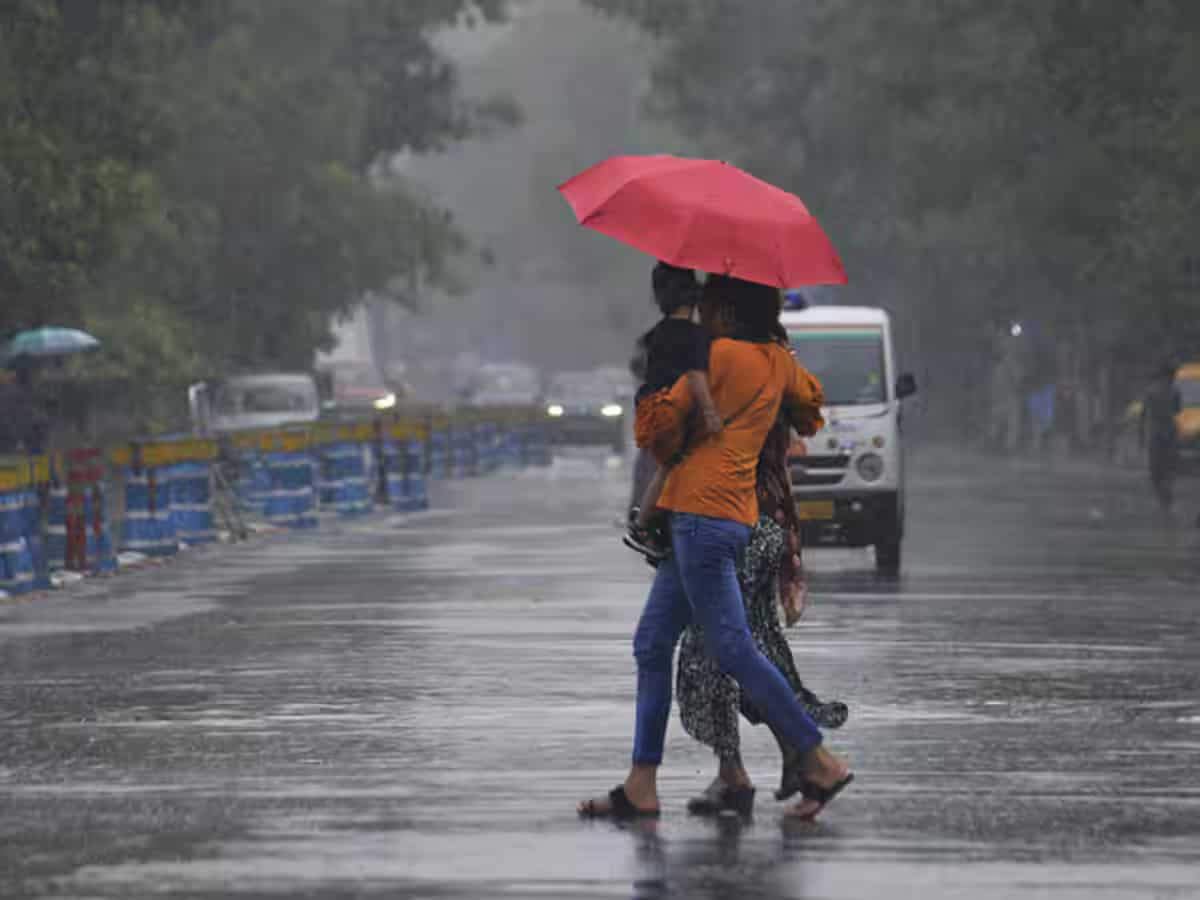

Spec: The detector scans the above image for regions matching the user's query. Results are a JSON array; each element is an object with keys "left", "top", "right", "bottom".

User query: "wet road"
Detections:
[{"left": 2, "top": 452, "right": 1199, "bottom": 899}]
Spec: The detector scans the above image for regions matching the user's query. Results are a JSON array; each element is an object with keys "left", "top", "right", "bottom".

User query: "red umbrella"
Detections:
[{"left": 558, "top": 155, "right": 847, "bottom": 288}]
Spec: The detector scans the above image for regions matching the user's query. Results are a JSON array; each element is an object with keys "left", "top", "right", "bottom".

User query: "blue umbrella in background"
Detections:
[{"left": 2, "top": 327, "right": 100, "bottom": 366}]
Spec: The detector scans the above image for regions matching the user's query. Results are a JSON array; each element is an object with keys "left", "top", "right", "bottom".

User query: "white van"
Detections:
[
  {"left": 781, "top": 305, "right": 916, "bottom": 575},
  {"left": 188, "top": 373, "right": 322, "bottom": 435}
]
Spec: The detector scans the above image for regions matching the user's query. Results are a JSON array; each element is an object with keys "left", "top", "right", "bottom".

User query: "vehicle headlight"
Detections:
[
  {"left": 601, "top": 403, "right": 623, "bottom": 418},
  {"left": 856, "top": 452, "right": 885, "bottom": 482},
  {"left": 374, "top": 393, "right": 397, "bottom": 411},
  {"left": 547, "top": 404, "right": 565, "bottom": 418}
]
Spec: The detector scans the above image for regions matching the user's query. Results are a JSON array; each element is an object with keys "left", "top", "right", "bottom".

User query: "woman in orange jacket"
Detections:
[{"left": 579, "top": 275, "right": 853, "bottom": 822}]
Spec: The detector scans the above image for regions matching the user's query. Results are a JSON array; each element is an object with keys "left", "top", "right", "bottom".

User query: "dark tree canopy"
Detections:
[{"left": 1, "top": 0, "right": 513, "bottom": 389}]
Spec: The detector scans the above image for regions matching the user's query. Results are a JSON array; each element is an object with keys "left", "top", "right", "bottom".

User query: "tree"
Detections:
[
  {"left": 3, "top": 0, "right": 516, "bottom": 415},
  {"left": 588, "top": 0, "right": 1200, "bottom": 443},
  {"left": 0, "top": 0, "right": 178, "bottom": 334}
]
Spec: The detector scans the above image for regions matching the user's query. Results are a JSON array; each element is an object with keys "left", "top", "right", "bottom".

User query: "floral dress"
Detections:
[{"left": 676, "top": 516, "right": 847, "bottom": 761}]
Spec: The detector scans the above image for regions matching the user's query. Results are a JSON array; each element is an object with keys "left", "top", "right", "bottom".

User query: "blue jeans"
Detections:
[{"left": 632, "top": 513, "right": 824, "bottom": 765}]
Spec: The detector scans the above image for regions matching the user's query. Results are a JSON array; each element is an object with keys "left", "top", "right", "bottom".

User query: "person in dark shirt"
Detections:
[
  {"left": 1141, "top": 361, "right": 1182, "bottom": 511},
  {"left": 625, "top": 263, "right": 722, "bottom": 560}
]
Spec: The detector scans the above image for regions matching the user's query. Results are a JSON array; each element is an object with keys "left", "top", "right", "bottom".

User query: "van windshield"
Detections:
[
  {"left": 789, "top": 328, "right": 887, "bottom": 406},
  {"left": 213, "top": 379, "right": 318, "bottom": 415}
]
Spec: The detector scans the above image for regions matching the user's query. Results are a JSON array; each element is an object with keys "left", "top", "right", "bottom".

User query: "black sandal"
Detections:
[
  {"left": 776, "top": 754, "right": 806, "bottom": 802},
  {"left": 787, "top": 772, "right": 855, "bottom": 821},
  {"left": 687, "top": 778, "right": 756, "bottom": 818},
  {"left": 578, "top": 786, "right": 661, "bottom": 820},
  {"left": 622, "top": 526, "right": 669, "bottom": 562}
]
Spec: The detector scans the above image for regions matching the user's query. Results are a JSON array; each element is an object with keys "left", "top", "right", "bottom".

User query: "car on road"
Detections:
[
  {"left": 784, "top": 305, "right": 916, "bottom": 575},
  {"left": 315, "top": 360, "right": 398, "bottom": 417},
  {"left": 463, "top": 362, "right": 543, "bottom": 408},
  {"left": 543, "top": 368, "right": 631, "bottom": 452}
]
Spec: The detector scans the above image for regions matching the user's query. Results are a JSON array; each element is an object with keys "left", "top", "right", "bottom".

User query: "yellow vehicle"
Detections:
[{"left": 1177, "top": 362, "right": 1200, "bottom": 470}]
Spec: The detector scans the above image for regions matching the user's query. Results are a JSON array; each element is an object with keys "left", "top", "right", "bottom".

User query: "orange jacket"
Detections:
[{"left": 635, "top": 338, "right": 824, "bottom": 525}]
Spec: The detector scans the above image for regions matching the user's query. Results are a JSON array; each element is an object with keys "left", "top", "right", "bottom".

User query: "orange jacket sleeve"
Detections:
[{"left": 634, "top": 375, "right": 694, "bottom": 465}]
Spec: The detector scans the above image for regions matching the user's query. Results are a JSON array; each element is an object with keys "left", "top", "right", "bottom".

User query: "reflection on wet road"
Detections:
[{"left": 2, "top": 452, "right": 1199, "bottom": 898}]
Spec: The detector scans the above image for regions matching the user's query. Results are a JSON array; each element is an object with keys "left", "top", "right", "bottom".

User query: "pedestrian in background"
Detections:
[{"left": 1141, "top": 361, "right": 1181, "bottom": 513}]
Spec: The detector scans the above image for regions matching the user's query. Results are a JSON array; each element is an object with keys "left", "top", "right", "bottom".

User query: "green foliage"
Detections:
[
  {"left": 588, "top": 0, "right": 1200, "bottom": 435},
  {"left": 2, "top": 0, "right": 513, "bottom": 415}
]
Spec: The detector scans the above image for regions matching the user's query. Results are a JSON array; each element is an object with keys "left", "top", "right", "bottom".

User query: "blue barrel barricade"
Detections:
[
  {"left": 84, "top": 480, "right": 117, "bottom": 574},
  {"left": 0, "top": 488, "right": 35, "bottom": 595},
  {"left": 25, "top": 484, "right": 50, "bottom": 589},
  {"left": 524, "top": 422, "right": 552, "bottom": 466},
  {"left": 242, "top": 452, "right": 273, "bottom": 517},
  {"left": 381, "top": 440, "right": 405, "bottom": 511},
  {"left": 380, "top": 422, "right": 429, "bottom": 513},
  {"left": 428, "top": 425, "right": 451, "bottom": 480},
  {"left": 44, "top": 479, "right": 68, "bottom": 571},
  {"left": 404, "top": 436, "right": 429, "bottom": 510},
  {"left": 475, "top": 422, "right": 498, "bottom": 475},
  {"left": 170, "top": 461, "right": 217, "bottom": 545},
  {"left": 315, "top": 447, "right": 341, "bottom": 509},
  {"left": 499, "top": 421, "right": 525, "bottom": 468},
  {"left": 121, "top": 463, "right": 177, "bottom": 558},
  {"left": 449, "top": 423, "right": 473, "bottom": 479},
  {"left": 261, "top": 451, "right": 318, "bottom": 529},
  {"left": 320, "top": 443, "right": 371, "bottom": 517}
]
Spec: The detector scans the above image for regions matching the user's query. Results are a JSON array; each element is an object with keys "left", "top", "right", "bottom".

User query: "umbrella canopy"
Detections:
[
  {"left": 558, "top": 155, "right": 847, "bottom": 289},
  {"left": 2, "top": 327, "right": 100, "bottom": 365}
]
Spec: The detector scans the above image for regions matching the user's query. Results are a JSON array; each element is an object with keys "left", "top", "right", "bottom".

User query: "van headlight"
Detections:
[
  {"left": 601, "top": 403, "right": 623, "bottom": 418},
  {"left": 374, "top": 393, "right": 397, "bottom": 411},
  {"left": 547, "top": 404, "right": 565, "bottom": 418},
  {"left": 856, "top": 452, "right": 885, "bottom": 482}
]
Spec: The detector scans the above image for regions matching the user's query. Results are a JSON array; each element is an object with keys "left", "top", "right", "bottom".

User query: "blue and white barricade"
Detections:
[
  {"left": 316, "top": 443, "right": 370, "bottom": 517},
  {"left": 84, "top": 482, "right": 117, "bottom": 574},
  {"left": 475, "top": 422, "right": 499, "bottom": 475},
  {"left": 381, "top": 440, "right": 404, "bottom": 510},
  {"left": 121, "top": 467, "right": 178, "bottom": 557},
  {"left": 525, "top": 423, "right": 552, "bottom": 466},
  {"left": 499, "top": 423, "right": 524, "bottom": 468},
  {"left": 339, "top": 443, "right": 372, "bottom": 515},
  {"left": 316, "top": 447, "right": 340, "bottom": 509},
  {"left": 404, "top": 437, "right": 429, "bottom": 510},
  {"left": 0, "top": 489, "right": 35, "bottom": 595},
  {"left": 262, "top": 451, "right": 318, "bottom": 529},
  {"left": 25, "top": 486, "right": 50, "bottom": 589},
  {"left": 170, "top": 461, "right": 217, "bottom": 545},
  {"left": 453, "top": 425, "right": 476, "bottom": 479},
  {"left": 45, "top": 481, "right": 68, "bottom": 571},
  {"left": 381, "top": 433, "right": 428, "bottom": 512},
  {"left": 237, "top": 453, "right": 272, "bottom": 518},
  {"left": 429, "top": 427, "right": 451, "bottom": 480}
]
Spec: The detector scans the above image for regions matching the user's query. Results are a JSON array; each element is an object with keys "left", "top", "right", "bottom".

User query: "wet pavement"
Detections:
[{"left": 2, "top": 451, "right": 1199, "bottom": 899}]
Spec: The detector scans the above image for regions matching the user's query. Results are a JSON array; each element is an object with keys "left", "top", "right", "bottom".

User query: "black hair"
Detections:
[
  {"left": 704, "top": 275, "right": 787, "bottom": 344},
  {"left": 652, "top": 262, "right": 699, "bottom": 316}
]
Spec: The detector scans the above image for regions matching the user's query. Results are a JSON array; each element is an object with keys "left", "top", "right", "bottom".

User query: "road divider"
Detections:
[{"left": 0, "top": 406, "right": 550, "bottom": 598}]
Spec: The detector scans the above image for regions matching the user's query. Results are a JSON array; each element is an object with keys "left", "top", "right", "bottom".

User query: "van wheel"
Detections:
[{"left": 875, "top": 535, "right": 901, "bottom": 577}]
